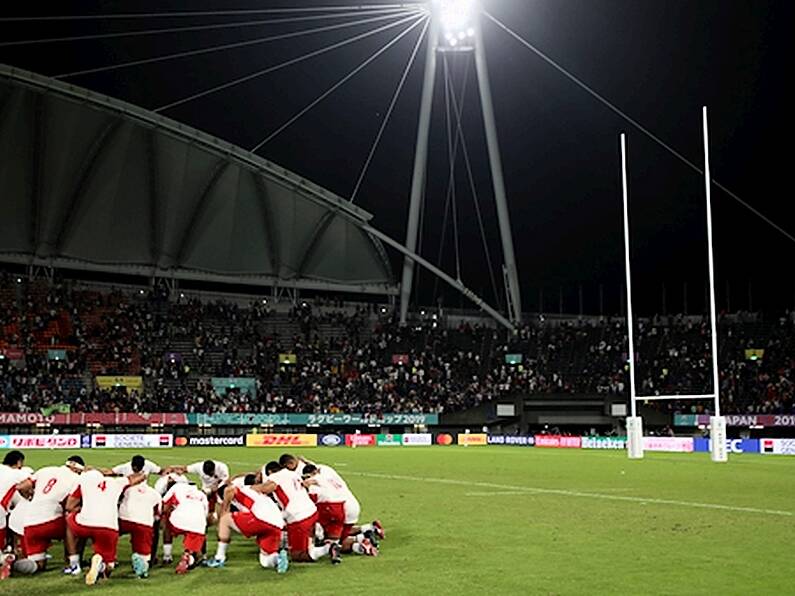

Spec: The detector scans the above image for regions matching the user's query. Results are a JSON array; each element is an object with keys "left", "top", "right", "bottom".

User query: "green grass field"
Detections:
[{"left": 3, "top": 446, "right": 794, "bottom": 595}]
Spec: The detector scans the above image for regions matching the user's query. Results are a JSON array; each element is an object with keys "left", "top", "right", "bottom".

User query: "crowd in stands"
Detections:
[{"left": 1, "top": 272, "right": 794, "bottom": 417}]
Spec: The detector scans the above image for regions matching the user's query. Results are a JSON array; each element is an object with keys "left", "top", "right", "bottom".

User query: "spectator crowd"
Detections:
[{"left": 1, "top": 273, "right": 794, "bottom": 417}]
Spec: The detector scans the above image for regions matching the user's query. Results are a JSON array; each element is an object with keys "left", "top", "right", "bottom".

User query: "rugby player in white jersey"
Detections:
[
  {"left": 205, "top": 475, "right": 288, "bottom": 573},
  {"left": 65, "top": 468, "right": 147, "bottom": 585},
  {"left": 171, "top": 460, "right": 229, "bottom": 522},
  {"left": 154, "top": 471, "right": 189, "bottom": 564},
  {"left": 12, "top": 455, "right": 84, "bottom": 575},
  {"left": 0, "top": 450, "right": 33, "bottom": 580},
  {"left": 279, "top": 453, "right": 384, "bottom": 546},
  {"left": 262, "top": 461, "right": 340, "bottom": 564},
  {"left": 118, "top": 479, "right": 162, "bottom": 578},
  {"left": 112, "top": 454, "right": 162, "bottom": 478},
  {"left": 162, "top": 481, "right": 208, "bottom": 574},
  {"left": 302, "top": 464, "right": 378, "bottom": 557}
]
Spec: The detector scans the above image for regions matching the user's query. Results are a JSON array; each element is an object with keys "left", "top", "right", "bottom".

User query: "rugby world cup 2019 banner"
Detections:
[
  {"left": 0, "top": 412, "right": 188, "bottom": 426},
  {"left": 580, "top": 436, "right": 627, "bottom": 450},
  {"left": 246, "top": 434, "right": 317, "bottom": 447},
  {"left": 693, "top": 438, "right": 760, "bottom": 454},
  {"left": 91, "top": 434, "right": 173, "bottom": 448},
  {"left": 487, "top": 435, "right": 535, "bottom": 446},
  {"left": 642, "top": 436, "right": 693, "bottom": 452},
  {"left": 534, "top": 435, "right": 581, "bottom": 448},
  {"left": 190, "top": 413, "right": 439, "bottom": 426},
  {"left": 6, "top": 434, "right": 81, "bottom": 449},
  {"left": 675, "top": 414, "right": 795, "bottom": 427}
]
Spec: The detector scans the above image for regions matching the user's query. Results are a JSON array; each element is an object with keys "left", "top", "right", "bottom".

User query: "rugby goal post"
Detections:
[{"left": 619, "top": 108, "right": 727, "bottom": 463}]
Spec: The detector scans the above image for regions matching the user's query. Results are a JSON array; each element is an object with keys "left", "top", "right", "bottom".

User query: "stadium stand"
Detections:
[{"left": 1, "top": 272, "right": 793, "bottom": 418}]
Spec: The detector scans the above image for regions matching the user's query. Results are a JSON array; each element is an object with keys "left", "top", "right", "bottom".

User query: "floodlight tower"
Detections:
[{"left": 399, "top": 0, "right": 523, "bottom": 326}]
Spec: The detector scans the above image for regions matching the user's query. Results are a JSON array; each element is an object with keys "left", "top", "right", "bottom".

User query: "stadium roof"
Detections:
[{"left": 0, "top": 65, "right": 395, "bottom": 295}]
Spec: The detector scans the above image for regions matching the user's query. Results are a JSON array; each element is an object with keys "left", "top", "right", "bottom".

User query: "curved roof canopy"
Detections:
[{"left": 0, "top": 65, "right": 394, "bottom": 294}]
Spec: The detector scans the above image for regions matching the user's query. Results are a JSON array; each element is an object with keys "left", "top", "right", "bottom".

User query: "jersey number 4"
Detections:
[{"left": 97, "top": 481, "right": 107, "bottom": 492}]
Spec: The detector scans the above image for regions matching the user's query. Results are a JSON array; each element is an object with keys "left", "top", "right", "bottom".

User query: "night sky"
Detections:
[{"left": 1, "top": 1, "right": 792, "bottom": 316}]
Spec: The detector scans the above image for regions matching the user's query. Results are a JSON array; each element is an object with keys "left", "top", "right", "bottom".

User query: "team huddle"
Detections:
[{"left": 0, "top": 450, "right": 383, "bottom": 585}]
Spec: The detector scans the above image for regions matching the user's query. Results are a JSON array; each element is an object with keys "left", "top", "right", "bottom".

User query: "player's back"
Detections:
[
  {"left": 75, "top": 469, "right": 129, "bottom": 530},
  {"left": 0, "top": 465, "right": 29, "bottom": 509},
  {"left": 236, "top": 485, "right": 284, "bottom": 528},
  {"left": 119, "top": 483, "right": 162, "bottom": 526},
  {"left": 268, "top": 468, "right": 316, "bottom": 523},
  {"left": 309, "top": 474, "right": 348, "bottom": 504},
  {"left": 165, "top": 483, "right": 208, "bottom": 533},
  {"left": 27, "top": 466, "right": 78, "bottom": 526}
]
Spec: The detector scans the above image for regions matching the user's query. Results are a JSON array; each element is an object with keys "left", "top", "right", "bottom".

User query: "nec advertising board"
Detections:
[
  {"left": 534, "top": 435, "right": 581, "bottom": 448},
  {"left": 376, "top": 434, "right": 403, "bottom": 446},
  {"left": 319, "top": 434, "right": 344, "bottom": 447},
  {"left": 8, "top": 434, "right": 82, "bottom": 449},
  {"left": 457, "top": 433, "right": 488, "bottom": 446},
  {"left": 91, "top": 434, "right": 173, "bottom": 448},
  {"left": 487, "top": 435, "right": 535, "bottom": 446},
  {"left": 642, "top": 436, "right": 694, "bottom": 453},
  {"left": 402, "top": 433, "right": 432, "bottom": 446},
  {"left": 246, "top": 434, "right": 317, "bottom": 447},
  {"left": 760, "top": 438, "right": 795, "bottom": 455},
  {"left": 693, "top": 438, "right": 760, "bottom": 454},
  {"left": 345, "top": 434, "right": 376, "bottom": 447},
  {"left": 175, "top": 435, "right": 245, "bottom": 447},
  {"left": 581, "top": 436, "right": 627, "bottom": 450}
]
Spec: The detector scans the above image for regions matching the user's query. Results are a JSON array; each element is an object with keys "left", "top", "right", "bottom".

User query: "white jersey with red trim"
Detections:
[
  {"left": 73, "top": 470, "right": 131, "bottom": 530},
  {"left": 186, "top": 461, "right": 229, "bottom": 492},
  {"left": 119, "top": 483, "right": 162, "bottom": 527},
  {"left": 154, "top": 472, "right": 188, "bottom": 497},
  {"left": 8, "top": 496, "right": 31, "bottom": 534},
  {"left": 307, "top": 474, "right": 347, "bottom": 504},
  {"left": 265, "top": 468, "right": 316, "bottom": 524},
  {"left": 26, "top": 466, "right": 79, "bottom": 527},
  {"left": 234, "top": 485, "right": 284, "bottom": 528},
  {"left": 0, "top": 465, "right": 29, "bottom": 517},
  {"left": 163, "top": 483, "right": 208, "bottom": 535},
  {"left": 112, "top": 459, "right": 161, "bottom": 477}
]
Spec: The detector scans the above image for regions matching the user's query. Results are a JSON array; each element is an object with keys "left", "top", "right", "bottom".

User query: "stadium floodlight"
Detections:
[{"left": 435, "top": 0, "right": 476, "bottom": 48}]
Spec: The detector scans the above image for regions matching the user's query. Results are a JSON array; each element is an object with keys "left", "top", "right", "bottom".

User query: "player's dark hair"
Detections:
[
  {"left": 67, "top": 455, "right": 85, "bottom": 466},
  {"left": 278, "top": 453, "right": 296, "bottom": 467},
  {"left": 265, "top": 461, "right": 281, "bottom": 475},
  {"left": 244, "top": 474, "right": 257, "bottom": 485},
  {"left": 2, "top": 450, "right": 24, "bottom": 467},
  {"left": 302, "top": 464, "right": 318, "bottom": 477},
  {"left": 216, "top": 485, "right": 228, "bottom": 500},
  {"left": 131, "top": 455, "right": 145, "bottom": 473},
  {"left": 202, "top": 460, "right": 216, "bottom": 476}
]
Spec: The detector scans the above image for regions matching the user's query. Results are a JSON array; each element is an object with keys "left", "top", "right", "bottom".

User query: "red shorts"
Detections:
[
  {"left": 317, "top": 502, "right": 345, "bottom": 539},
  {"left": 286, "top": 512, "right": 318, "bottom": 555},
  {"left": 119, "top": 520, "right": 154, "bottom": 556},
  {"left": 232, "top": 511, "right": 281, "bottom": 554},
  {"left": 24, "top": 517, "right": 65, "bottom": 558},
  {"left": 168, "top": 521, "right": 205, "bottom": 552},
  {"left": 66, "top": 512, "right": 119, "bottom": 563},
  {"left": 206, "top": 492, "right": 218, "bottom": 512}
]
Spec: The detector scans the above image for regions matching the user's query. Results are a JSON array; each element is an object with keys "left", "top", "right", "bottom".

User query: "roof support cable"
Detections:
[
  {"left": 251, "top": 14, "right": 427, "bottom": 152},
  {"left": 349, "top": 17, "right": 430, "bottom": 203},
  {"left": 55, "top": 10, "right": 417, "bottom": 80},
  {"left": 153, "top": 12, "right": 423, "bottom": 113},
  {"left": 484, "top": 9, "right": 795, "bottom": 246}
]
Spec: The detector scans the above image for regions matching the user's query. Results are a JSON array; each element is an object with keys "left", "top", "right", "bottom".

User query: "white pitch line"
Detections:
[
  {"left": 346, "top": 471, "right": 794, "bottom": 517},
  {"left": 466, "top": 491, "right": 529, "bottom": 496}
]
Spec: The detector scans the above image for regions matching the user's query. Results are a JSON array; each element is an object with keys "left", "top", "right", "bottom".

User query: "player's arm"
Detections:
[
  {"left": 302, "top": 478, "right": 319, "bottom": 488},
  {"left": 219, "top": 485, "right": 236, "bottom": 515},
  {"left": 127, "top": 472, "right": 147, "bottom": 487},
  {"left": 164, "top": 465, "right": 189, "bottom": 475},
  {"left": 65, "top": 485, "right": 82, "bottom": 513},
  {"left": 251, "top": 480, "right": 278, "bottom": 495},
  {"left": 89, "top": 466, "right": 119, "bottom": 476},
  {"left": 14, "top": 478, "right": 34, "bottom": 498}
]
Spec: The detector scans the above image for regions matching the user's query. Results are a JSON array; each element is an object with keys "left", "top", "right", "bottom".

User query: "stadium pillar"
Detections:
[
  {"left": 474, "top": 14, "right": 522, "bottom": 324},
  {"left": 399, "top": 11, "right": 439, "bottom": 325}
]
